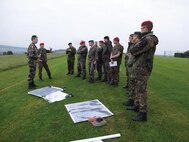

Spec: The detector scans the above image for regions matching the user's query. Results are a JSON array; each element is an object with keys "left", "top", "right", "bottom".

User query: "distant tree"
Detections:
[
  {"left": 7, "top": 51, "right": 13, "bottom": 55},
  {"left": 3, "top": 52, "right": 7, "bottom": 55}
]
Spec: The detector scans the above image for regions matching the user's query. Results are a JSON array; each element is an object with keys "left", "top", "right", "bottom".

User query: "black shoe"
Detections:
[
  {"left": 49, "top": 76, "right": 52, "bottom": 79},
  {"left": 95, "top": 77, "right": 101, "bottom": 81},
  {"left": 28, "top": 83, "right": 36, "bottom": 89},
  {"left": 75, "top": 74, "right": 80, "bottom": 77},
  {"left": 39, "top": 78, "right": 43, "bottom": 81},
  {"left": 66, "top": 72, "right": 70, "bottom": 75},
  {"left": 126, "top": 105, "right": 139, "bottom": 112},
  {"left": 132, "top": 112, "right": 147, "bottom": 121},
  {"left": 123, "top": 99, "right": 134, "bottom": 106},
  {"left": 88, "top": 80, "right": 94, "bottom": 84},
  {"left": 123, "top": 85, "right": 128, "bottom": 89},
  {"left": 109, "top": 80, "right": 115, "bottom": 85},
  {"left": 82, "top": 77, "right": 86, "bottom": 80}
]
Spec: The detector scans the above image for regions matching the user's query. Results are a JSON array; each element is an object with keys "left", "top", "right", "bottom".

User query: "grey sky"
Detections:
[{"left": 0, "top": 0, "right": 189, "bottom": 54}]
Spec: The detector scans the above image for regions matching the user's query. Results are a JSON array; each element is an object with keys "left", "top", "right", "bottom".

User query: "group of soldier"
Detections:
[
  {"left": 27, "top": 20, "right": 158, "bottom": 122},
  {"left": 66, "top": 36, "right": 124, "bottom": 87}
]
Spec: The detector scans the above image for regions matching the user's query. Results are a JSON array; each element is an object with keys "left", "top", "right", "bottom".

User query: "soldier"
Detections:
[
  {"left": 123, "top": 34, "right": 134, "bottom": 89},
  {"left": 27, "top": 35, "right": 38, "bottom": 89},
  {"left": 109, "top": 37, "right": 124, "bottom": 87},
  {"left": 75, "top": 41, "right": 88, "bottom": 80},
  {"left": 88, "top": 40, "right": 97, "bottom": 83},
  {"left": 66, "top": 42, "right": 76, "bottom": 75},
  {"left": 95, "top": 40, "right": 104, "bottom": 81},
  {"left": 102, "top": 36, "right": 112, "bottom": 83},
  {"left": 128, "top": 21, "right": 159, "bottom": 121},
  {"left": 38, "top": 43, "right": 52, "bottom": 81},
  {"left": 124, "top": 32, "right": 142, "bottom": 107}
]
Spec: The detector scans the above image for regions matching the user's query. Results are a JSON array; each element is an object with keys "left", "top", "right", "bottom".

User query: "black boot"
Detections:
[
  {"left": 123, "top": 99, "right": 134, "bottom": 106},
  {"left": 132, "top": 112, "right": 147, "bottom": 122},
  {"left": 75, "top": 74, "right": 80, "bottom": 77},
  {"left": 126, "top": 105, "right": 139, "bottom": 112},
  {"left": 66, "top": 72, "right": 70, "bottom": 75},
  {"left": 49, "top": 76, "right": 52, "bottom": 79},
  {"left": 39, "top": 77, "right": 43, "bottom": 81},
  {"left": 123, "top": 85, "right": 128, "bottom": 89},
  {"left": 28, "top": 82, "right": 35, "bottom": 89},
  {"left": 82, "top": 76, "right": 86, "bottom": 80}
]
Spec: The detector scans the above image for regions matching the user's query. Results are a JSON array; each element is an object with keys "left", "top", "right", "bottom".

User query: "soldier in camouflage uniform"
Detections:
[
  {"left": 102, "top": 36, "right": 112, "bottom": 83},
  {"left": 95, "top": 40, "right": 104, "bottom": 81},
  {"left": 27, "top": 35, "right": 38, "bottom": 89},
  {"left": 88, "top": 40, "right": 97, "bottom": 83},
  {"left": 75, "top": 41, "right": 88, "bottom": 80},
  {"left": 128, "top": 21, "right": 159, "bottom": 121},
  {"left": 66, "top": 42, "right": 76, "bottom": 75},
  {"left": 109, "top": 37, "right": 124, "bottom": 87},
  {"left": 38, "top": 43, "right": 52, "bottom": 81},
  {"left": 123, "top": 34, "right": 134, "bottom": 89},
  {"left": 124, "top": 32, "right": 142, "bottom": 107}
]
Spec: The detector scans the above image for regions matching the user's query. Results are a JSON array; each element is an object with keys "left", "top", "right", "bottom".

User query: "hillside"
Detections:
[{"left": 0, "top": 45, "right": 27, "bottom": 54}]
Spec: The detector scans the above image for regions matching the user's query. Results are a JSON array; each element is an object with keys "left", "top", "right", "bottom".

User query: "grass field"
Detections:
[{"left": 0, "top": 55, "right": 189, "bottom": 142}]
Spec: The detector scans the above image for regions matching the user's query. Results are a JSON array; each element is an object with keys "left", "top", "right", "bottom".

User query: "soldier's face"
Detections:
[
  {"left": 141, "top": 26, "right": 148, "bottom": 33},
  {"left": 129, "top": 36, "right": 133, "bottom": 43},
  {"left": 40, "top": 45, "right": 44, "bottom": 48},
  {"left": 99, "top": 42, "right": 103, "bottom": 47},
  {"left": 132, "top": 35, "right": 140, "bottom": 43},
  {"left": 113, "top": 40, "right": 118, "bottom": 45},
  {"left": 104, "top": 39, "right": 108, "bottom": 43},
  {"left": 33, "top": 38, "right": 38, "bottom": 44},
  {"left": 89, "top": 42, "right": 94, "bottom": 47}
]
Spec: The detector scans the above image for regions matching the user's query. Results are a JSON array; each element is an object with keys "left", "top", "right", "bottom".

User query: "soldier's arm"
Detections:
[
  {"left": 78, "top": 47, "right": 87, "bottom": 54},
  {"left": 45, "top": 49, "right": 51, "bottom": 53},
  {"left": 131, "top": 37, "right": 155, "bottom": 56}
]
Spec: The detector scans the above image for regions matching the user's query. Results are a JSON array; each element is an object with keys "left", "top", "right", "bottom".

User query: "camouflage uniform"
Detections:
[
  {"left": 66, "top": 46, "right": 76, "bottom": 74},
  {"left": 27, "top": 43, "right": 38, "bottom": 85},
  {"left": 77, "top": 45, "right": 88, "bottom": 79},
  {"left": 38, "top": 48, "right": 52, "bottom": 80},
  {"left": 110, "top": 43, "right": 124, "bottom": 86},
  {"left": 130, "top": 32, "right": 159, "bottom": 113},
  {"left": 88, "top": 46, "right": 97, "bottom": 82},
  {"left": 102, "top": 41, "right": 112, "bottom": 82},
  {"left": 96, "top": 46, "right": 103, "bottom": 80}
]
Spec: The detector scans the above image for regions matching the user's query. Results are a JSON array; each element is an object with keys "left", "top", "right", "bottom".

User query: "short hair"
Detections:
[
  {"left": 89, "top": 40, "right": 94, "bottom": 43},
  {"left": 31, "top": 35, "right": 38, "bottom": 41},
  {"left": 68, "top": 42, "right": 72, "bottom": 45},
  {"left": 130, "top": 34, "right": 134, "bottom": 37},
  {"left": 145, "top": 24, "right": 153, "bottom": 31},
  {"left": 104, "top": 36, "right": 109, "bottom": 40},
  {"left": 134, "top": 32, "right": 142, "bottom": 39}
]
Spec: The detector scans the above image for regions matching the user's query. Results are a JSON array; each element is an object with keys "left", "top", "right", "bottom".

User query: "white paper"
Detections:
[{"left": 109, "top": 61, "right": 117, "bottom": 67}]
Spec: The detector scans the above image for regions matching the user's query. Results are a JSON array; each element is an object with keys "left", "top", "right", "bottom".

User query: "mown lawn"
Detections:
[{"left": 0, "top": 56, "right": 189, "bottom": 142}]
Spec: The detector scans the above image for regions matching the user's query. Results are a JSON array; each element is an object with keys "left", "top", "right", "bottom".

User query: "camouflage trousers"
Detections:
[
  {"left": 28, "top": 59, "right": 37, "bottom": 84},
  {"left": 102, "top": 60, "right": 111, "bottom": 81},
  {"left": 88, "top": 62, "right": 95, "bottom": 81},
  {"left": 67, "top": 58, "right": 75, "bottom": 74},
  {"left": 96, "top": 61, "right": 102, "bottom": 79},
  {"left": 110, "top": 66, "right": 120, "bottom": 85},
  {"left": 38, "top": 61, "right": 51, "bottom": 79},
  {"left": 77, "top": 58, "right": 86, "bottom": 78},
  {"left": 134, "top": 75, "right": 149, "bottom": 113}
]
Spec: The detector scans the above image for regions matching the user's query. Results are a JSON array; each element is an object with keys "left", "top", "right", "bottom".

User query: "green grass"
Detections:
[
  {"left": 0, "top": 56, "right": 189, "bottom": 142},
  {"left": 0, "top": 53, "right": 64, "bottom": 71}
]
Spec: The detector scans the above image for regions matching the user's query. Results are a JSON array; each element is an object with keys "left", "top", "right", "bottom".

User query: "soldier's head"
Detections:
[
  {"left": 132, "top": 32, "right": 142, "bottom": 43},
  {"left": 99, "top": 40, "right": 104, "bottom": 47},
  {"left": 80, "top": 41, "right": 85, "bottom": 47},
  {"left": 104, "top": 36, "right": 110, "bottom": 43},
  {"left": 129, "top": 34, "right": 134, "bottom": 43},
  {"left": 89, "top": 40, "right": 94, "bottom": 47},
  {"left": 141, "top": 20, "right": 153, "bottom": 33},
  {"left": 68, "top": 42, "right": 72, "bottom": 47},
  {"left": 113, "top": 37, "right": 120, "bottom": 45},
  {"left": 40, "top": 43, "right": 44, "bottom": 48},
  {"left": 31, "top": 35, "right": 38, "bottom": 44}
]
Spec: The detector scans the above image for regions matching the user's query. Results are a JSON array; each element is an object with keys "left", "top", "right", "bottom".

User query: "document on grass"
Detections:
[
  {"left": 28, "top": 86, "right": 68, "bottom": 103},
  {"left": 109, "top": 61, "right": 117, "bottom": 67},
  {"left": 65, "top": 99, "right": 114, "bottom": 123}
]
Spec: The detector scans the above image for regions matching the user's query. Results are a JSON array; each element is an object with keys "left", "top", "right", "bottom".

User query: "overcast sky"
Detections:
[{"left": 0, "top": 0, "right": 189, "bottom": 54}]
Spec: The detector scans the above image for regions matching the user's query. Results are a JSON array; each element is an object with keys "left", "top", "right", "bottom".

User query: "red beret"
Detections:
[
  {"left": 141, "top": 20, "right": 153, "bottom": 26},
  {"left": 113, "top": 37, "right": 120, "bottom": 42},
  {"left": 80, "top": 41, "right": 85, "bottom": 45},
  {"left": 40, "top": 43, "right": 44, "bottom": 46}
]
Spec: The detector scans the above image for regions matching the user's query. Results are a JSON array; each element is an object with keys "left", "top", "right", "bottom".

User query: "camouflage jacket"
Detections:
[
  {"left": 38, "top": 48, "right": 51, "bottom": 62},
  {"left": 111, "top": 43, "right": 124, "bottom": 65},
  {"left": 27, "top": 43, "right": 38, "bottom": 60},
  {"left": 102, "top": 41, "right": 112, "bottom": 61},
  {"left": 96, "top": 46, "right": 103, "bottom": 62},
  {"left": 130, "top": 32, "right": 159, "bottom": 77},
  {"left": 66, "top": 46, "right": 76, "bottom": 59},
  {"left": 125, "top": 42, "right": 133, "bottom": 66},
  {"left": 77, "top": 46, "right": 88, "bottom": 60},
  {"left": 88, "top": 46, "right": 97, "bottom": 63}
]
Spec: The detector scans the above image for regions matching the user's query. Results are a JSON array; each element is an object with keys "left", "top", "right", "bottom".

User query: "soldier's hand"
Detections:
[{"left": 94, "top": 61, "right": 96, "bottom": 64}]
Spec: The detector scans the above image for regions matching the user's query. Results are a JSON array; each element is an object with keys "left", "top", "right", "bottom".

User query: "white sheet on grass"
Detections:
[
  {"left": 65, "top": 99, "right": 114, "bottom": 123},
  {"left": 28, "top": 86, "right": 68, "bottom": 103}
]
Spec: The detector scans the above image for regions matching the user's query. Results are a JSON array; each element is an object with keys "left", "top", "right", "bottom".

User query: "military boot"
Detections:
[
  {"left": 132, "top": 112, "right": 147, "bottom": 122},
  {"left": 28, "top": 82, "right": 35, "bottom": 89},
  {"left": 126, "top": 105, "right": 139, "bottom": 112},
  {"left": 123, "top": 99, "right": 134, "bottom": 106}
]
